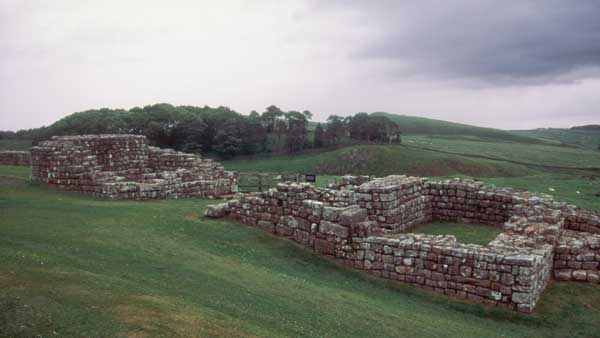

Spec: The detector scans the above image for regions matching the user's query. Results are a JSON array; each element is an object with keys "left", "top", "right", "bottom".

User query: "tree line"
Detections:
[{"left": 0, "top": 103, "right": 401, "bottom": 157}]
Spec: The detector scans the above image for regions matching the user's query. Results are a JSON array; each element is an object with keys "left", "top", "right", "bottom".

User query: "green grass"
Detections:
[
  {"left": 2, "top": 166, "right": 600, "bottom": 337},
  {"left": 409, "top": 222, "right": 504, "bottom": 246},
  {"left": 0, "top": 165, "right": 31, "bottom": 180},
  {"left": 477, "top": 174, "right": 600, "bottom": 211},
  {"left": 0, "top": 166, "right": 597, "bottom": 338},
  {"left": 513, "top": 128, "right": 600, "bottom": 150},
  {"left": 0, "top": 139, "right": 33, "bottom": 151},
  {"left": 404, "top": 135, "right": 600, "bottom": 169},
  {"left": 223, "top": 144, "right": 537, "bottom": 178}
]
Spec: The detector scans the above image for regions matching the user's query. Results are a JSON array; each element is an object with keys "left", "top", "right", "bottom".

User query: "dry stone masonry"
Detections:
[
  {"left": 207, "top": 175, "right": 600, "bottom": 313},
  {"left": 31, "top": 134, "right": 237, "bottom": 199},
  {"left": 0, "top": 151, "right": 31, "bottom": 166}
]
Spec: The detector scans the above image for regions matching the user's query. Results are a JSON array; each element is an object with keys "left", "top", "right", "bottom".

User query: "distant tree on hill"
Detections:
[
  {"left": 325, "top": 115, "right": 345, "bottom": 145},
  {"left": 285, "top": 110, "right": 309, "bottom": 153},
  {"left": 261, "top": 105, "right": 284, "bottom": 133},
  {"left": 176, "top": 118, "right": 208, "bottom": 153},
  {"left": 9, "top": 104, "right": 404, "bottom": 156},
  {"left": 313, "top": 123, "right": 325, "bottom": 148}
]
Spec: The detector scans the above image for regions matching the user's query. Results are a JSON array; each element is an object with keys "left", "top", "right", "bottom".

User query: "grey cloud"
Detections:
[{"left": 316, "top": 1, "right": 600, "bottom": 84}]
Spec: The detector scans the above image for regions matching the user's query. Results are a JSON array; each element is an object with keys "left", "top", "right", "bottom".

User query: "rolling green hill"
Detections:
[
  {"left": 513, "top": 128, "right": 600, "bottom": 150},
  {"left": 222, "top": 144, "right": 537, "bottom": 178},
  {"left": 371, "top": 112, "right": 549, "bottom": 144}
]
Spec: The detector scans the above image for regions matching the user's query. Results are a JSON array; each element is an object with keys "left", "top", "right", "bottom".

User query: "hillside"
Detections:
[
  {"left": 222, "top": 144, "right": 536, "bottom": 178},
  {"left": 371, "top": 112, "right": 548, "bottom": 144},
  {"left": 1, "top": 165, "right": 600, "bottom": 337},
  {"left": 513, "top": 128, "right": 600, "bottom": 150}
]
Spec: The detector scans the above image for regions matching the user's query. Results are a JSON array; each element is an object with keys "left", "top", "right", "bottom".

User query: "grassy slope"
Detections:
[
  {"left": 1, "top": 165, "right": 600, "bottom": 338},
  {"left": 477, "top": 174, "right": 600, "bottom": 211},
  {"left": 404, "top": 135, "right": 600, "bottom": 168},
  {"left": 513, "top": 128, "right": 600, "bottom": 150},
  {"left": 371, "top": 112, "right": 547, "bottom": 144},
  {"left": 223, "top": 145, "right": 537, "bottom": 178}
]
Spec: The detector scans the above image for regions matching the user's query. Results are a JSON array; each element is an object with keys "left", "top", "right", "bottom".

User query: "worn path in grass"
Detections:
[{"left": 1, "top": 165, "right": 600, "bottom": 338}]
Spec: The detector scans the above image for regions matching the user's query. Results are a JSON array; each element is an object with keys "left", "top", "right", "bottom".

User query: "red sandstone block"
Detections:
[{"left": 314, "top": 238, "right": 335, "bottom": 255}]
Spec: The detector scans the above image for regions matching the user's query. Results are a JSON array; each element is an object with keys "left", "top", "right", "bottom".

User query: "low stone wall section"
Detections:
[
  {"left": 31, "top": 134, "right": 237, "bottom": 199},
  {"left": 554, "top": 230, "right": 600, "bottom": 283},
  {"left": 0, "top": 151, "right": 31, "bottom": 166}
]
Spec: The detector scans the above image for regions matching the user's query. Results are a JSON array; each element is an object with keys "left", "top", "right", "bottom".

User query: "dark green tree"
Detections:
[
  {"left": 313, "top": 123, "right": 326, "bottom": 148},
  {"left": 325, "top": 115, "right": 345, "bottom": 145},
  {"left": 284, "top": 110, "right": 308, "bottom": 153}
]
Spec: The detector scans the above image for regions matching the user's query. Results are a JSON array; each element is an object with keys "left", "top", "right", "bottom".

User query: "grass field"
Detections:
[
  {"left": 2, "top": 165, "right": 600, "bottom": 338},
  {"left": 404, "top": 135, "right": 600, "bottom": 169},
  {"left": 0, "top": 139, "right": 32, "bottom": 151},
  {"left": 513, "top": 128, "right": 600, "bottom": 150},
  {"left": 223, "top": 144, "right": 538, "bottom": 178},
  {"left": 409, "top": 222, "right": 503, "bottom": 246}
]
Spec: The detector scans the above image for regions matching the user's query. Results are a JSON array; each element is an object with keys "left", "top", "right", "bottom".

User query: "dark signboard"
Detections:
[{"left": 305, "top": 174, "right": 316, "bottom": 183}]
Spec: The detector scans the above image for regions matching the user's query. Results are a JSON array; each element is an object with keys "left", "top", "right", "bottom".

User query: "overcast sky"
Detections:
[{"left": 1, "top": 0, "right": 599, "bottom": 131}]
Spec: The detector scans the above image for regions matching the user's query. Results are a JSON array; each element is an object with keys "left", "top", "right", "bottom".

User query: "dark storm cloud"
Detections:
[{"left": 318, "top": 1, "right": 600, "bottom": 84}]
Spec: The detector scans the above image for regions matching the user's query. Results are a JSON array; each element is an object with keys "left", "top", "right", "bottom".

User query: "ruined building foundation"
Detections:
[
  {"left": 31, "top": 134, "right": 237, "bottom": 199},
  {"left": 207, "top": 175, "right": 600, "bottom": 313}
]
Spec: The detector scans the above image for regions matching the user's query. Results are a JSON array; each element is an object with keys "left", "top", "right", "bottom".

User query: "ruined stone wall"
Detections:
[
  {"left": 426, "top": 180, "right": 521, "bottom": 226},
  {"left": 563, "top": 209, "right": 600, "bottom": 234},
  {"left": 554, "top": 230, "right": 600, "bottom": 283},
  {"left": 0, "top": 151, "right": 31, "bottom": 166},
  {"left": 207, "top": 175, "right": 600, "bottom": 312},
  {"left": 348, "top": 234, "right": 553, "bottom": 312},
  {"left": 31, "top": 134, "right": 236, "bottom": 199}
]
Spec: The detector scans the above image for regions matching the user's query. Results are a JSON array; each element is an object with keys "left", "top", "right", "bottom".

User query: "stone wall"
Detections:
[
  {"left": 554, "top": 230, "right": 600, "bottom": 283},
  {"left": 563, "top": 209, "right": 600, "bottom": 234},
  {"left": 207, "top": 175, "right": 599, "bottom": 312},
  {"left": 0, "top": 151, "right": 31, "bottom": 166},
  {"left": 31, "top": 134, "right": 237, "bottom": 199},
  {"left": 427, "top": 180, "right": 520, "bottom": 226}
]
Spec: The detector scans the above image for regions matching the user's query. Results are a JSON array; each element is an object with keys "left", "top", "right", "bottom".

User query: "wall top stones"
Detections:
[{"left": 357, "top": 175, "right": 427, "bottom": 193}]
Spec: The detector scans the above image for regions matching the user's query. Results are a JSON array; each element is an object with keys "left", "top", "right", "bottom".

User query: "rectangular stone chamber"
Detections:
[
  {"left": 207, "top": 175, "right": 599, "bottom": 312},
  {"left": 31, "top": 134, "right": 237, "bottom": 199}
]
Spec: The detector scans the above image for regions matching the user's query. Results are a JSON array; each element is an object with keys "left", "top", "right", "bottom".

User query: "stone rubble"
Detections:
[{"left": 207, "top": 175, "right": 599, "bottom": 312}]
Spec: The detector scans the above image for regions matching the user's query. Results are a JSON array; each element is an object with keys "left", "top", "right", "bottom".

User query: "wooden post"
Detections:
[{"left": 258, "top": 174, "right": 263, "bottom": 192}]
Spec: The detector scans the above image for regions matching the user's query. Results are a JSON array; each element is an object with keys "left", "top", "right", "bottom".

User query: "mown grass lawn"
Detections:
[{"left": 1, "top": 165, "right": 600, "bottom": 338}]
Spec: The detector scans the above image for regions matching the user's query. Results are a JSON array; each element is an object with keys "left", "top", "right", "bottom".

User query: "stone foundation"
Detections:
[
  {"left": 0, "top": 151, "right": 31, "bottom": 166},
  {"left": 31, "top": 134, "right": 237, "bottom": 199},
  {"left": 207, "top": 175, "right": 599, "bottom": 312}
]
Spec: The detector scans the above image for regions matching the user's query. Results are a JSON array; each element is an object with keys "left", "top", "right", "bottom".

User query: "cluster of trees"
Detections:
[
  {"left": 314, "top": 113, "right": 401, "bottom": 147},
  {"left": 1, "top": 104, "right": 401, "bottom": 157}
]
